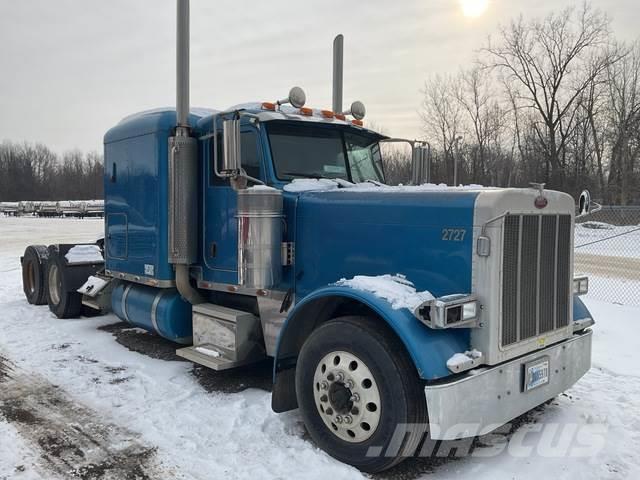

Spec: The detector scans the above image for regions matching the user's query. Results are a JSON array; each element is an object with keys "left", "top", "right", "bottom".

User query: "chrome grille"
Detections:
[{"left": 501, "top": 214, "right": 572, "bottom": 347}]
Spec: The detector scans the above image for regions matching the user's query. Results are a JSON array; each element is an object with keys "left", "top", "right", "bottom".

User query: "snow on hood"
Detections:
[
  {"left": 283, "top": 179, "right": 495, "bottom": 193},
  {"left": 334, "top": 274, "right": 434, "bottom": 311},
  {"left": 283, "top": 178, "right": 341, "bottom": 192}
]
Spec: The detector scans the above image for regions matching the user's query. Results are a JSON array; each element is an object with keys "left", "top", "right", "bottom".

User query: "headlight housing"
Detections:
[
  {"left": 573, "top": 276, "right": 589, "bottom": 296},
  {"left": 414, "top": 294, "right": 479, "bottom": 329}
]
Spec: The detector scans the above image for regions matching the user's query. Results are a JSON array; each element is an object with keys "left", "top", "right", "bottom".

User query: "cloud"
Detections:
[{"left": 0, "top": 0, "right": 637, "bottom": 152}]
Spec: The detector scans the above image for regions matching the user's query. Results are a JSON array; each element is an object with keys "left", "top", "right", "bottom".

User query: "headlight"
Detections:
[
  {"left": 573, "top": 276, "right": 589, "bottom": 296},
  {"left": 415, "top": 294, "right": 479, "bottom": 329}
]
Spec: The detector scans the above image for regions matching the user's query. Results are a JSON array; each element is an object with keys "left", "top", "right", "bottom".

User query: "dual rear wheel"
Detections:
[{"left": 21, "top": 245, "right": 85, "bottom": 318}]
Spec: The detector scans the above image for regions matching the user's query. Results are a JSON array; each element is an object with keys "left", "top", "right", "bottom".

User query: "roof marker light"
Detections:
[
  {"left": 352, "top": 119, "right": 364, "bottom": 126},
  {"left": 299, "top": 107, "right": 313, "bottom": 116},
  {"left": 321, "top": 110, "right": 335, "bottom": 118},
  {"left": 335, "top": 113, "right": 346, "bottom": 121},
  {"left": 261, "top": 102, "right": 276, "bottom": 111}
]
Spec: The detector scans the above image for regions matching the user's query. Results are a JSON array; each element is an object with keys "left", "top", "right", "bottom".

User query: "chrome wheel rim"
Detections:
[
  {"left": 48, "top": 264, "right": 61, "bottom": 305},
  {"left": 313, "top": 350, "right": 381, "bottom": 443}
]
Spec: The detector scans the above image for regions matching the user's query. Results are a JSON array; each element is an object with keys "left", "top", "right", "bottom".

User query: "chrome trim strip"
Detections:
[
  {"left": 105, "top": 269, "right": 175, "bottom": 288},
  {"left": 196, "top": 280, "right": 287, "bottom": 299}
]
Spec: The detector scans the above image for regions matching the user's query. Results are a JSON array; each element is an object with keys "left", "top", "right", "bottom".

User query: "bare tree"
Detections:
[
  {"left": 606, "top": 41, "right": 640, "bottom": 204},
  {"left": 456, "top": 66, "right": 507, "bottom": 183},
  {"left": 482, "top": 3, "right": 614, "bottom": 187},
  {"left": 420, "top": 74, "right": 463, "bottom": 184}
]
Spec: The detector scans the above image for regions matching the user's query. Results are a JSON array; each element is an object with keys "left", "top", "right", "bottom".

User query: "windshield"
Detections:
[{"left": 266, "top": 122, "right": 385, "bottom": 183}]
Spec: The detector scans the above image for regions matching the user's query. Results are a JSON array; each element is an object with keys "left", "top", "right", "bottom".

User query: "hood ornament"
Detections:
[{"left": 530, "top": 182, "right": 548, "bottom": 209}]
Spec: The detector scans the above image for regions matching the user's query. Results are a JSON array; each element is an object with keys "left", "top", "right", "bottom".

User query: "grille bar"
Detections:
[{"left": 501, "top": 214, "right": 572, "bottom": 347}]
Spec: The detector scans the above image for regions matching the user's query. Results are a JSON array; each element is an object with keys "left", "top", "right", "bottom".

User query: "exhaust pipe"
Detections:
[
  {"left": 170, "top": 0, "right": 203, "bottom": 304},
  {"left": 332, "top": 34, "right": 344, "bottom": 113},
  {"left": 176, "top": 0, "right": 190, "bottom": 130}
]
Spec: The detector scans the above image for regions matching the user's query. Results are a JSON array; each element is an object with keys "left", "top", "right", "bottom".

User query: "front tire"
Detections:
[{"left": 295, "top": 316, "right": 427, "bottom": 473}]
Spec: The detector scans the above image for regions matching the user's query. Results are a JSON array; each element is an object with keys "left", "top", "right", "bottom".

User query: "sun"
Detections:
[{"left": 459, "top": 0, "right": 489, "bottom": 18}]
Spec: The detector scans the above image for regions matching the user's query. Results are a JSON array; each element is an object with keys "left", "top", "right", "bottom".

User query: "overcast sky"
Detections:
[{"left": 0, "top": 0, "right": 638, "bottom": 154}]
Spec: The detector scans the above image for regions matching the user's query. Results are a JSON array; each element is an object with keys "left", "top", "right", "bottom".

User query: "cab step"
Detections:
[
  {"left": 176, "top": 344, "right": 258, "bottom": 371},
  {"left": 176, "top": 303, "right": 266, "bottom": 371}
]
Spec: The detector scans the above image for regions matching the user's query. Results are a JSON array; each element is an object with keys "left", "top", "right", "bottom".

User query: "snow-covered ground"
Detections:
[
  {"left": 575, "top": 221, "right": 640, "bottom": 259},
  {"left": 1, "top": 216, "right": 639, "bottom": 479}
]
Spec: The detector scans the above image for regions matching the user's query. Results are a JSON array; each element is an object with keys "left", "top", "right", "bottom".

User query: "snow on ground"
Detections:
[
  {"left": 1, "top": 216, "right": 640, "bottom": 480},
  {"left": 575, "top": 222, "right": 640, "bottom": 259}
]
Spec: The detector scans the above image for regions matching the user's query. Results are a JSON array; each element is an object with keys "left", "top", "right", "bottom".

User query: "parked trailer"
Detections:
[
  {"left": 20, "top": 1, "right": 594, "bottom": 472},
  {"left": 0, "top": 202, "right": 20, "bottom": 216}
]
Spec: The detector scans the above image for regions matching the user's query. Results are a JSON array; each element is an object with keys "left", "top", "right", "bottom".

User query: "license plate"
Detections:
[{"left": 524, "top": 357, "right": 550, "bottom": 392}]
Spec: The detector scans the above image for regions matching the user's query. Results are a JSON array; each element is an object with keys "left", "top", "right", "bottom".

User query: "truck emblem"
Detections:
[{"left": 531, "top": 182, "right": 548, "bottom": 209}]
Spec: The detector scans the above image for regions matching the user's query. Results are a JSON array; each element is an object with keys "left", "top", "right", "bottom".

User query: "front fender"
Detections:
[
  {"left": 274, "top": 285, "right": 470, "bottom": 382},
  {"left": 573, "top": 295, "right": 593, "bottom": 322}
]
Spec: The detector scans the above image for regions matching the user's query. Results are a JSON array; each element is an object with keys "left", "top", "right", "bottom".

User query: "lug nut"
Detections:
[
  {"left": 320, "top": 394, "right": 328, "bottom": 403},
  {"left": 345, "top": 380, "right": 354, "bottom": 389},
  {"left": 344, "top": 415, "right": 353, "bottom": 424},
  {"left": 335, "top": 415, "right": 343, "bottom": 424},
  {"left": 350, "top": 393, "right": 360, "bottom": 402},
  {"left": 320, "top": 381, "right": 329, "bottom": 390},
  {"left": 336, "top": 372, "right": 344, "bottom": 382}
]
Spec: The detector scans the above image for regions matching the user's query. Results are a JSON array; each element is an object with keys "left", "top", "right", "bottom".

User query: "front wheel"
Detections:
[{"left": 295, "top": 316, "right": 428, "bottom": 473}]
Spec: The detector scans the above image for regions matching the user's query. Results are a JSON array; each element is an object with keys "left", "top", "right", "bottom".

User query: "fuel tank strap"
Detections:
[
  {"left": 121, "top": 283, "right": 133, "bottom": 324},
  {"left": 150, "top": 290, "right": 168, "bottom": 334}
]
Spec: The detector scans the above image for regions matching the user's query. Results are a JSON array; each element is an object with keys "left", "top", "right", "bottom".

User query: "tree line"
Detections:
[
  {"left": 384, "top": 3, "right": 640, "bottom": 204},
  {"left": 0, "top": 142, "right": 103, "bottom": 202}
]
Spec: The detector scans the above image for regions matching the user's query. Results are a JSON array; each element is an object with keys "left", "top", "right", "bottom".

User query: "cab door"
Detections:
[{"left": 202, "top": 126, "right": 265, "bottom": 284}]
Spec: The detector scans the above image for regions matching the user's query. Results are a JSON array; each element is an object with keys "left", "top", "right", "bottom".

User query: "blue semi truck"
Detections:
[{"left": 19, "top": 1, "right": 594, "bottom": 472}]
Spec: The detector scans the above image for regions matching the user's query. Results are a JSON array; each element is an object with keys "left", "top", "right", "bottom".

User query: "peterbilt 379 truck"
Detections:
[{"left": 19, "top": 1, "right": 594, "bottom": 473}]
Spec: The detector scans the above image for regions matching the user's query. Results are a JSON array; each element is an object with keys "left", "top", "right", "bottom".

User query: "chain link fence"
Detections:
[{"left": 575, "top": 206, "right": 640, "bottom": 306}]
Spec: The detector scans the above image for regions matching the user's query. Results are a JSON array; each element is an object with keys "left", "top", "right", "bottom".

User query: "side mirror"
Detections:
[
  {"left": 222, "top": 118, "right": 241, "bottom": 173},
  {"left": 411, "top": 144, "right": 430, "bottom": 185},
  {"left": 578, "top": 190, "right": 591, "bottom": 216}
]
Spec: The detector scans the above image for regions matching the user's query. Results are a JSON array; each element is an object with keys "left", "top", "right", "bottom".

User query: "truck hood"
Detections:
[{"left": 288, "top": 186, "right": 482, "bottom": 301}]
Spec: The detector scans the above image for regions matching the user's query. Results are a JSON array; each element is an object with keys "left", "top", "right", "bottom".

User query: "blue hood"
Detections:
[{"left": 290, "top": 189, "right": 480, "bottom": 300}]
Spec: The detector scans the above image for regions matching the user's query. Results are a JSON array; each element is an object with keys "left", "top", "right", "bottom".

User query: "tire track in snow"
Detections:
[{"left": 0, "top": 354, "right": 159, "bottom": 480}]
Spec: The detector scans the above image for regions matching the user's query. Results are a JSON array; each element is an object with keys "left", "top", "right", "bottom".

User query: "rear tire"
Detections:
[
  {"left": 21, "top": 245, "right": 49, "bottom": 305},
  {"left": 295, "top": 315, "right": 428, "bottom": 473},
  {"left": 46, "top": 248, "right": 83, "bottom": 318}
]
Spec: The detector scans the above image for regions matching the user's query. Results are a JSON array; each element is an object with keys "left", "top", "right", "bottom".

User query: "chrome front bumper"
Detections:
[{"left": 425, "top": 330, "right": 592, "bottom": 440}]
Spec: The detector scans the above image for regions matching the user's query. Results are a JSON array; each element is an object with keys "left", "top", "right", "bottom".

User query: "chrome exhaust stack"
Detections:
[
  {"left": 332, "top": 34, "right": 344, "bottom": 113},
  {"left": 169, "top": 0, "right": 202, "bottom": 304}
]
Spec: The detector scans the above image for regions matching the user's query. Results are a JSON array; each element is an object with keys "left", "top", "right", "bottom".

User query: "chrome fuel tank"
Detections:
[{"left": 237, "top": 187, "right": 283, "bottom": 289}]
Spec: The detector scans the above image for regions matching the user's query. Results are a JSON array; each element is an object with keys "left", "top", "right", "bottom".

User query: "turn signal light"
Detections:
[{"left": 261, "top": 102, "right": 276, "bottom": 111}]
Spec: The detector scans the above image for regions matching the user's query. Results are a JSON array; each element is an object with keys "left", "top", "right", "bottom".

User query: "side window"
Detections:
[
  {"left": 241, "top": 130, "right": 260, "bottom": 179},
  {"left": 209, "top": 130, "right": 261, "bottom": 186}
]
